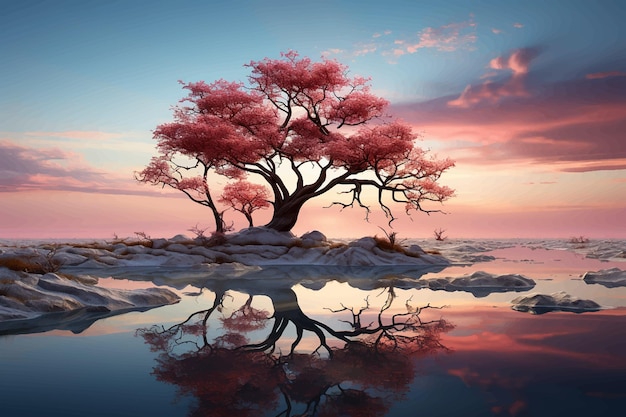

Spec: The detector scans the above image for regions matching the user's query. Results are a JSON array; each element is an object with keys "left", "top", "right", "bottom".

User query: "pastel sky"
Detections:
[{"left": 1, "top": 0, "right": 625, "bottom": 239}]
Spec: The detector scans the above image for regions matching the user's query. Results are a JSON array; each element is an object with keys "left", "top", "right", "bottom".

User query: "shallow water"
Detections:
[{"left": 1, "top": 242, "right": 625, "bottom": 416}]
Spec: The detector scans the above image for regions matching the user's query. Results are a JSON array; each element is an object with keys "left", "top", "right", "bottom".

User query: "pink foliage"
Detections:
[
  {"left": 218, "top": 181, "right": 270, "bottom": 226},
  {"left": 138, "top": 51, "right": 455, "bottom": 232}
]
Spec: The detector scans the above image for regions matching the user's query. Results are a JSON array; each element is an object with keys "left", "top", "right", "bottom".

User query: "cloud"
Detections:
[
  {"left": 513, "top": 22, "right": 524, "bottom": 28},
  {"left": 586, "top": 71, "right": 626, "bottom": 79},
  {"left": 321, "top": 48, "right": 345, "bottom": 57},
  {"left": 448, "top": 48, "right": 540, "bottom": 108},
  {"left": 392, "top": 19, "right": 477, "bottom": 56},
  {"left": 392, "top": 72, "right": 626, "bottom": 172},
  {"left": 353, "top": 43, "right": 378, "bottom": 56},
  {"left": 23, "top": 131, "right": 125, "bottom": 140},
  {"left": 489, "top": 48, "right": 537, "bottom": 75},
  {"left": 332, "top": 18, "right": 476, "bottom": 62},
  {"left": 491, "top": 28, "right": 502, "bottom": 34},
  {"left": 0, "top": 140, "right": 154, "bottom": 195},
  {"left": 372, "top": 30, "right": 391, "bottom": 38}
]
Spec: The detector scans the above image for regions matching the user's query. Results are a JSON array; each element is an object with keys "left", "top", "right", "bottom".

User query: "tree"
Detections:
[
  {"left": 137, "top": 51, "right": 455, "bottom": 232},
  {"left": 218, "top": 181, "right": 270, "bottom": 227},
  {"left": 433, "top": 228, "right": 447, "bottom": 241}
]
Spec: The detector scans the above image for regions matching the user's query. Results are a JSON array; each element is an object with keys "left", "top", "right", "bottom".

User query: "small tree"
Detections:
[
  {"left": 433, "top": 228, "right": 447, "bottom": 241},
  {"left": 137, "top": 51, "right": 455, "bottom": 232},
  {"left": 218, "top": 181, "right": 270, "bottom": 227}
]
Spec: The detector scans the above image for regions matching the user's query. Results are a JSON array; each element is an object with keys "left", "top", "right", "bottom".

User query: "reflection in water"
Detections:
[{"left": 137, "top": 285, "right": 452, "bottom": 416}]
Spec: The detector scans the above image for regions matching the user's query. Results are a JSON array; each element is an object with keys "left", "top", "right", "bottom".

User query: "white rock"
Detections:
[
  {"left": 151, "top": 238, "right": 169, "bottom": 249},
  {"left": 51, "top": 252, "right": 88, "bottom": 266},
  {"left": 227, "top": 227, "right": 296, "bottom": 246},
  {"left": 421, "top": 271, "right": 536, "bottom": 297},
  {"left": 0, "top": 272, "right": 180, "bottom": 333},
  {"left": 405, "top": 245, "right": 426, "bottom": 256},
  {"left": 348, "top": 237, "right": 378, "bottom": 251},
  {"left": 164, "top": 243, "right": 191, "bottom": 253},
  {"left": 583, "top": 268, "right": 626, "bottom": 288},
  {"left": 299, "top": 231, "right": 328, "bottom": 247},
  {"left": 169, "top": 234, "right": 192, "bottom": 243},
  {"left": 511, "top": 291, "right": 601, "bottom": 314},
  {"left": 218, "top": 244, "right": 289, "bottom": 256}
]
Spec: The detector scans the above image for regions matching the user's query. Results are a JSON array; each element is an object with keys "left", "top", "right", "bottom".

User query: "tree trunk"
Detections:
[
  {"left": 264, "top": 199, "right": 307, "bottom": 232},
  {"left": 211, "top": 206, "right": 224, "bottom": 234},
  {"left": 244, "top": 212, "right": 254, "bottom": 228}
]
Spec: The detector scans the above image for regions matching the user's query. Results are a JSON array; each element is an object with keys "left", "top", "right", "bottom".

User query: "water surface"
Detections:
[{"left": 1, "top": 241, "right": 625, "bottom": 416}]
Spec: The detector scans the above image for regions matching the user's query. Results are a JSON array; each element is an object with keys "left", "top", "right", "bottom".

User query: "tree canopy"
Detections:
[{"left": 137, "top": 51, "right": 454, "bottom": 232}]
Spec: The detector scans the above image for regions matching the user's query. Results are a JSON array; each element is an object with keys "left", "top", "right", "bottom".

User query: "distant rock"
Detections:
[
  {"left": 511, "top": 291, "right": 601, "bottom": 314},
  {"left": 583, "top": 268, "right": 626, "bottom": 288},
  {"left": 419, "top": 271, "right": 536, "bottom": 297}
]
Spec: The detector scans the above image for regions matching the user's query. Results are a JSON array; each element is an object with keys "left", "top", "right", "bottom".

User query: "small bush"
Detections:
[
  {"left": 568, "top": 236, "right": 589, "bottom": 244},
  {"left": 207, "top": 231, "right": 228, "bottom": 247}
]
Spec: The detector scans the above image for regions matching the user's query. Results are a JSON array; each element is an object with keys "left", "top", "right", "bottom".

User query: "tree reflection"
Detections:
[{"left": 137, "top": 286, "right": 452, "bottom": 416}]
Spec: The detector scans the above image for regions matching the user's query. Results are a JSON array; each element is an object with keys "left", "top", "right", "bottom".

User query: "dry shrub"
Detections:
[
  {"left": 56, "top": 272, "right": 98, "bottom": 285},
  {"left": 328, "top": 242, "right": 347, "bottom": 249},
  {"left": 0, "top": 256, "right": 61, "bottom": 274},
  {"left": 373, "top": 235, "right": 405, "bottom": 254},
  {"left": 287, "top": 239, "right": 304, "bottom": 249},
  {"left": 568, "top": 236, "right": 589, "bottom": 244},
  {"left": 206, "top": 232, "right": 228, "bottom": 247}
]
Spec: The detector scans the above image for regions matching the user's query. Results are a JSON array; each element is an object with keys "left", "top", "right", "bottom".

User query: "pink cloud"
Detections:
[
  {"left": 513, "top": 22, "right": 524, "bottom": 28},
  {"left": 586, "top": 71, "right": 626, "bottom": 79},
  {"left": 491, "top": 28, "right": 502, "bottom": 34},
  {"left": 448, "top": 48, "right": 539, "bottom": 108},
  {"left": 489, "top": 48, "right": 537, "bottom": 75},
  {"left": 393, "top": 70, "right": 626, "bottom": 172}
]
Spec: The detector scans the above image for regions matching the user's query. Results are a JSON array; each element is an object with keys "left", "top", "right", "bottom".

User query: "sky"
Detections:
[{"left": 1, "top": 0, "right": 625, "bottom": 240}]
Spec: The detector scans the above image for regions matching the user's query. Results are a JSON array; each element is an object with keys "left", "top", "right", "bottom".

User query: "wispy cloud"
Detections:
[
  {"left": 0, "top": 140, "right": 154, "bottom": 195},
  {"left": 372, "top": 30, "right": 391, "bottom": 38},
  {"left": 23, "top": 131, "right": 125, "bottom": 140},
  {"left": 321, "top": 48, "right": 345, "bottom": 58},
  {"left": 392, "top": 18, "right": 477, "bottom": 56},
  {"left": 586, "top": 71, "right": 626, "bottom": 79},
  {"left": 513, "top": 22, "right": 524, "bottom": 28},
  {"left": 2, "top": 130, "right": 153, "bottom": 155},
  {"left": 326, "top": 18, "right": 477, "bottom": 60}
]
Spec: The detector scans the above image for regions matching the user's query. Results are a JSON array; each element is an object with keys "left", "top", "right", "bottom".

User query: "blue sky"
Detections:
[{"left": 1, "top": 0, "right": 625, "bottom": 238}]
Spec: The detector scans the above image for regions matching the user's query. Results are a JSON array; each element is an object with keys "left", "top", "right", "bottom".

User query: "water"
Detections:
[{"left": 1, "top": 242, "right": 625, "bottom": 416}]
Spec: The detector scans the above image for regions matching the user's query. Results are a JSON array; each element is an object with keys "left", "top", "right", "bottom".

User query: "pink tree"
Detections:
[
  {"left": 218, "top": 181, "right": 270, "bottom": 227},
  {"left": 138, "top": 51, "right": 454, "bottom": 232}
]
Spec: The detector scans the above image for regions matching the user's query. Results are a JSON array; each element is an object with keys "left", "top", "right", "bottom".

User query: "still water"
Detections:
[{"left": 1, "top": 243, "right": 625, "bottom": 416}]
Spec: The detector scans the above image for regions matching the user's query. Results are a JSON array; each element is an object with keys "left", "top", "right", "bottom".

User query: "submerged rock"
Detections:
[
  {"left": 583, "top": 268, "right": 626, "bottom": 288},
  {"left": 420, "top": 271, "right": 536, "bottom": 297},
  {"left": 0, "top": 269, "right": 179, "bottom": 335},
  {"left": 511, "top": 291, "right": 601, "bottom": 315}
]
